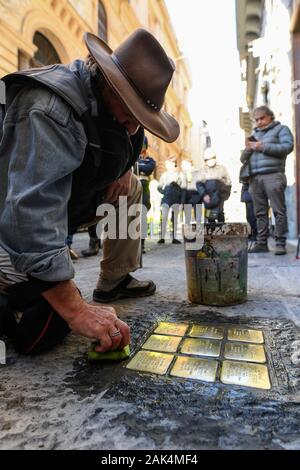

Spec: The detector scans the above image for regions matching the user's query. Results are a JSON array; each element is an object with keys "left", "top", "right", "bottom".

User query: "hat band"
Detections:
[{"left": 111, "top": 53, "right": 159, "bottom": 110}]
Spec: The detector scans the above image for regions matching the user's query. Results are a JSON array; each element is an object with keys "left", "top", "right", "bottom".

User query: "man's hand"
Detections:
[
  {"left": 68, "top": 304, "right": 130, "bottom": 353},
  {"left": 255, "top": 140, "right": 264, "bottom": 151},
  {"left": 245, "top": 138, "right": 253, "bottom": 151},
  {"left": 105, "top": 169, "right": 132, "bottom": 203},
  {"left": 203, "top": 194, "right": 211, "bottom": 204},
  {"left": 42, "top": 280, "right": 130, "bottom": 352}
]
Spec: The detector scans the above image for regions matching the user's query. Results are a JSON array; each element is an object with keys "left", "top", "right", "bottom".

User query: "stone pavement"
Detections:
[{"left": 0, "top": 233, "right": 300, "bottom": 450}]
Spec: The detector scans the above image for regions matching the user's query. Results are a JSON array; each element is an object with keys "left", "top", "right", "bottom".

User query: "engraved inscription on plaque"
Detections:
[
  {"left": 142, "top": 335, "right": 182, "bottom": 353},
  {"left": 221, "top": 360, "right": 271, "bottom": 389},
  {"left": 227, "top": 328, "right": 264, "bottom": 344},
  {"left": 154, "top": 322, "right": 189, "bottom": 337},
  {"left": 189, "top": 324, "right": 224, "bottom": 340},
  {"left": 126, "top": 351, "right": 174, "bottom": 375},
  {"left": 180, "top": 338, "right": 221, "bottom": 358},
  {"left": 170, "top": 356, "right": 218, "bottom": 382},
  {"left": 224, "top": 342, "right": 266, "bottom": 363}
]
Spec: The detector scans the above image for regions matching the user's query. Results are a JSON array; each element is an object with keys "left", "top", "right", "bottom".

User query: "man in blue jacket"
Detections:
[
  {"left": 0, "top": 29, "right": 179, "bottom": 354},
  {"left": 241, "top": 106, "right": 294, "bottom": 255}
]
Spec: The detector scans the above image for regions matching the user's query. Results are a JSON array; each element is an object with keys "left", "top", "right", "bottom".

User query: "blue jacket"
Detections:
[
  {"left": 241, "top": 121, "right": 294, "bottom": 176},
  {"left": 0, "top": 60, "right": 143, "bottom": 285}
]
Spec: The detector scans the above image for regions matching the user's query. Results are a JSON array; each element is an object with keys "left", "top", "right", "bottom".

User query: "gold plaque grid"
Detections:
[{"left": 126, "top": 322, "right": 271, "bottom": 390}]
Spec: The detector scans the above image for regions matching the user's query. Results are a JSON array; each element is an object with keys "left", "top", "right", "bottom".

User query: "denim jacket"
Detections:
[{"left": 0, "top": 61, "right": 143, "bottom": 285}]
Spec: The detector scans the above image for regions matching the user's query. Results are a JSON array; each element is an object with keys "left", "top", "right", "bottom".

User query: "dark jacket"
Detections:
[
  {"left": 240, "top": 183, "right": 253, "bottom": 204},
  {"left": 137, "top": 156, "right": 156, "bottom": 177},
  {"left": 196, "top": 180, "right": 230, "bottom": 209},
  {"left": 158, "top": 170, "right": 186, "bottom": 206},
  {"left": 160, "top": 182, "right": 183, "bottom": 206},
  {"left": 135, "top": 156, "right": 156, "bottom": 210},
  {"left": 240, "top": 121, "right": 294, "bottom": 176}
]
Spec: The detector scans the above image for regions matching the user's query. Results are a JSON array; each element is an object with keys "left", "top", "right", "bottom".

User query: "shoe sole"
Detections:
[{"left": 93, "top": 283, "right": 156, "bottom": 303}]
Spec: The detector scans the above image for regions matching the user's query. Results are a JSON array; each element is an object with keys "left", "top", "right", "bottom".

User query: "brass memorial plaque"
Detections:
[
  {"left": 227, "top": 328, "right": 264, "bottom": 344},
  {"left": 180, "top": 338, "right": 221, "bottom": 358},
  {"left": 142, "top": 334, "right": 182, "bottom": 353},
  {"left": 154, "top": 322, "right": 189, "bottom": 337},
  {"left": 221, "top": 360, "right": 271, "bottom": 390},
  {"left": 170, "top": 356, "right": 218, "bottom": 382},
  {"left": 126, "top": 350, "right": 174, "bottom": 375},
  {"left": 224, "top": 342, "right": 266, "bottom": 363},
  {"left": 127, "top": 321, "right": 272, "bottom": 390},
  {"left": 189, "top": 324, "right": 224, "bottom": 340}
]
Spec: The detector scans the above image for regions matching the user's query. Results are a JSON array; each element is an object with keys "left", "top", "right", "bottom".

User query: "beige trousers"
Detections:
[{"left": 96, "top": 174, "right": 142, "bottom": 281}]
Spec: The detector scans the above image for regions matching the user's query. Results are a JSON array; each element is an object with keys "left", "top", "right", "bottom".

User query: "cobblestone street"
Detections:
[{"left": 0, "top": 233, "right": 300, "bottom": 450}]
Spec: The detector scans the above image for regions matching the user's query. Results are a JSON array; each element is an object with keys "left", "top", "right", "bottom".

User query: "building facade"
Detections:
[
  {"left": 236, "top": 0, "right": 300, "bottom": 238},
  {"left": 0, "top": 0, "right": 192, "bottom": 177}
]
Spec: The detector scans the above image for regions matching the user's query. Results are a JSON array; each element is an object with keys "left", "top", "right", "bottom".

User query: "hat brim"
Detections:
[{"left": 84, "top": 32, "right": 180, "bottom": 143}]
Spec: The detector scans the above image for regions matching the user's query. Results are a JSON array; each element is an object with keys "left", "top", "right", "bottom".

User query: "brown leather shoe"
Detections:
[{"left": 69, "top": 247, "right": 79, "bottom": 260}]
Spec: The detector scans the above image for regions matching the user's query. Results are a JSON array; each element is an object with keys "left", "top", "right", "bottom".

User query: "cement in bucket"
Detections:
[{"left": 183, "top": 223, "right": 249, "bottom": 306}]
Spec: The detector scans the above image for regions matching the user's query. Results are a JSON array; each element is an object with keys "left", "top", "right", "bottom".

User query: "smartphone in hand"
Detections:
[{"left": 248, "top": 135, "right": 257, "bottom": 142}]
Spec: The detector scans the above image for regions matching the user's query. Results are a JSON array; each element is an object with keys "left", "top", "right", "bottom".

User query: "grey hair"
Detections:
[
  {"left": 85, "top": 54, "right": 107, "bottom": 91},
  {"left": 254, "top": 106, "right": 275, "bottom": 120}
]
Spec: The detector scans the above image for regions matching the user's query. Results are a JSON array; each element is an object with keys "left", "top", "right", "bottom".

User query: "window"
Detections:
[
  {"left": 30, "top": 32, "right": 61, "bottom": 67},
  {"left": 98, "top": 1, "right": 107, "bottom": 42}
]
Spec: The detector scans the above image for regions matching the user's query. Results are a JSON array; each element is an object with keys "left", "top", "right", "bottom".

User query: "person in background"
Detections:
[
  {"left": 181, "top": 159, "right": 202, "bottom": 225},
  {"left": 135, "top": 136, "right": 156, "bottom": 253},
  {"left": 65, "top": 234, "right": 79, "bottom": 261},
  {"left": 157, "top": 158, "right": 186, "bottom": 244},
  {"left": 81, "top": 224, "right": 101, "bottom": 257},
  {"left": 241, "top": 106, "right": 294, "bottom": 255},
  {"left": 241, "top": 182, "right": 257, "bottom": 242}
]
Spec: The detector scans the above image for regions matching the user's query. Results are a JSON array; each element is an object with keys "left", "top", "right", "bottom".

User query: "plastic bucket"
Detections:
[{"left": 183, "top": 223, "right": 249, "bottom": 306}]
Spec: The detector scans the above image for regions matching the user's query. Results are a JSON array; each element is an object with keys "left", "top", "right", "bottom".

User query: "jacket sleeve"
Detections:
[
  {"left": 240, "top": 149, "right": 253, "bottom": 163},
  {"left": 0, "top": 88, "right": 87, "bottom": 283},
  {"left": 196, "top": 181, "right": 206, "bottom": 202},
  {"left": 262, "top": 126, "right": 294, "bottom": 158}
]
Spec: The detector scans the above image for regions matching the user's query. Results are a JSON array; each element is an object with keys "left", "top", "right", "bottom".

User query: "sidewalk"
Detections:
[{"left": 0, "top": 233, "right": 300, "bottom": 450}]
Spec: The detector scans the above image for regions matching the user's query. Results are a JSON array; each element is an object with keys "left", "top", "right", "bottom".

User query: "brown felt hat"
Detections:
[{"left": 83, "top": 29, "right": 180, "bottom": 143}]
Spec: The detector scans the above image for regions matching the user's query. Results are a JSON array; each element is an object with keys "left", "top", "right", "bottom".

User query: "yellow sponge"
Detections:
[{"left": 88, "top": 344, "right": 131, "bottom": 362}]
